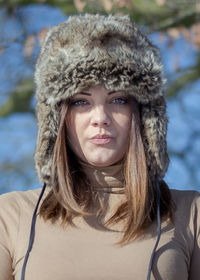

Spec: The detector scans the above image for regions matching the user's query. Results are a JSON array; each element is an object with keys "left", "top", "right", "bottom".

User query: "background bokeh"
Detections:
[{"left": 0, "top": 0, "right": 200, "bottom": 194}]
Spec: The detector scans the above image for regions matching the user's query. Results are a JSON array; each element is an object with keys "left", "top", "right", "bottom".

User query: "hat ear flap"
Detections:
[
  {"left": 141, "top": 96, "right": 169, "bottom": 178},
  {"left": 34, "top": 102, "right": 59, "bottom": 185}
]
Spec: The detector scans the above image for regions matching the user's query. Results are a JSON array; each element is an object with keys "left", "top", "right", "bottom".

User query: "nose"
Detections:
[{"left": 91, "top": 105, "right": 111, "bottom": 127}]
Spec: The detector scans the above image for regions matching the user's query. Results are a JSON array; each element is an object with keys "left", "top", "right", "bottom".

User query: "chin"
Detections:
[
  {"left": 86, "top": 156, "right": 119, "bottom": 167},
  {"left": 89, "top": 161, "right": 112, "bottom": 167}
]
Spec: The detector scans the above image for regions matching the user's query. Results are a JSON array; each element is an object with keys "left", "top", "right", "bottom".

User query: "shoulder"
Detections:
[
  {"left": 170, "top": 189, "right": 200, "bottom": 209},
  {"left": 0, "top": 188, "right": 43, "bottom": 205},
  {"left": 170, "top": 189, "right": 200, "bottom": 227},
  {"left": 0, "top": 188, "right": 43, "bottom": 218},
  {"left": 0, "top": 188, "right": 44, "bottom": 255}
]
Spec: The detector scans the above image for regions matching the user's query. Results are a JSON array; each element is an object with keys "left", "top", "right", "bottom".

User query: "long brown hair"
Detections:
[{"left": 40, "top": 98, "right": 173, "bottom": 245}]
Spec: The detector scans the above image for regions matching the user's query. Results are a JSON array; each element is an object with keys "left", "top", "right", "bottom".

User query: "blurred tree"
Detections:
[{"left": 0, "top": 0, "right": 199, "bottom": 192}]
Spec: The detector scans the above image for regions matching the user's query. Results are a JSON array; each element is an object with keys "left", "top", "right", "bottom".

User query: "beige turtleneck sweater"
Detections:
[{"left": 0, "top": 164, "right": 200, "bottom": 280}]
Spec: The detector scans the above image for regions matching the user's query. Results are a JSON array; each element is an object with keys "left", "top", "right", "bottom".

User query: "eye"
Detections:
[
  {"left": 111, "top": 97, "right": 128, "bottom": 104},
  {"left": 71, "top": 99, "right": 89, "bottom": 106}
]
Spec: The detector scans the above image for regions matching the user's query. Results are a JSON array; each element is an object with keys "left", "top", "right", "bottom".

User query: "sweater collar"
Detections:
[{"left": 79, "top": 160, "right": 125, "bottom": 194}]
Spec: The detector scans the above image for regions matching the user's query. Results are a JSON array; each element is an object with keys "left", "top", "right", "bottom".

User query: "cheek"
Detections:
[
  {"left": 66, "top": 113, "right": 86, "bottom": 143},
  {"left": 66, "top": 113, "right": 77, "bottom": 143},
  {"left": 66, "top": 115, "right": 84, "bottom": 158},
  {"left": 122, "top": 114, "right": 132, "bottom": 127},
  {"left": 114, "top": 111, "right": 132, "bottom": 136},
  {"left": 121, "top": 118, "right": 131, "bottom": 142}
]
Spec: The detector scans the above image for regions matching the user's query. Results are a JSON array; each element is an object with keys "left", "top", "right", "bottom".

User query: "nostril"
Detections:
[{"left": 92, "top": 118, "right": 110, "bottom": 127}]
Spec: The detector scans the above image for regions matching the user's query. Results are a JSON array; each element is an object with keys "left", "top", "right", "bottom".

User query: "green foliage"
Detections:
[{"left": 0, "top": 79, "right": 34, "bottom": 117}]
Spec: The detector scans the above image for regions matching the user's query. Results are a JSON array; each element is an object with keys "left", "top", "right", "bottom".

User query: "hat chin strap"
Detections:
[
  {"left": 147, "top": 175, "right": 161, "bottom": 280},
  {"left": 21, "top": 183, "right": 47, "bottom": 280},
  {"left": 21, "top": 178, "right": 161, "bottom": 280}
]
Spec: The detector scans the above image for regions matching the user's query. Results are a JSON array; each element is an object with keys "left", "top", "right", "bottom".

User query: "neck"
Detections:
[
  {"left": 77, "top": 159, "right": 126, "bottom": 231},
  {"left": 79, "top": 160, "right": 125, "bottom": 194}
]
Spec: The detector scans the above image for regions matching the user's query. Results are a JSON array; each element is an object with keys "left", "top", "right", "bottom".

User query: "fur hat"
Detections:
[{"left": 34, "top": 13, "right": 169, "bottom": 186}]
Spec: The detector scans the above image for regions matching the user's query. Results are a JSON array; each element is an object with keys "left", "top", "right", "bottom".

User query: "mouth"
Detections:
[{"left": 90, "top": 134, "right": 114, "bottom": 145}]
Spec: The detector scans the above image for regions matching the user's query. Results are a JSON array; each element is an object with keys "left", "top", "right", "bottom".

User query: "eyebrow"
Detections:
[{"left": 77, "top": 90, "right": 121, "bottom": 96}]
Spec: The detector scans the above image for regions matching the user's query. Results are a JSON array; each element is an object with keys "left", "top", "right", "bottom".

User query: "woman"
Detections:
[{"left": 0, "top": 14, "right": 199, "bottom": 280}]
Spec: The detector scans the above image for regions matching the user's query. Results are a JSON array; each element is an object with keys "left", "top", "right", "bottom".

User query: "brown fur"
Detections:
[{"left": 34, "top": 14, "right": 169, "bottom": 186}]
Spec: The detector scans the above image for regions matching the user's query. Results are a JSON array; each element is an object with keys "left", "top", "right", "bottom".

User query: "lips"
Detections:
[{"left": 90, "top": 134, "right": 114, "bottom": 145}]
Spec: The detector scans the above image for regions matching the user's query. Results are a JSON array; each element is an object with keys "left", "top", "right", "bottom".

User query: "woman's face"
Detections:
[{"left": 66, "top": 86, "right": 132, "bottom": 167}]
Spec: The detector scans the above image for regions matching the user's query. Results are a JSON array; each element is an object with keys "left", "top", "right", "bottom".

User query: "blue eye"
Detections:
[
  {"left": 71, "top": 99, "right": 88, "bottom": 106},
  {"left": 112, "top": 98, "right": 128, "bottom": 104}
]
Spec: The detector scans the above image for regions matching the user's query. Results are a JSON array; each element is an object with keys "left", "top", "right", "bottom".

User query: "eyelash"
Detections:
[
  {"left": 112, "top": 98, "right": 128, "bottom": 104},
  {"left": 71, "top": 100, "right": 88, "bottom": 106},
  {"left": 71, "top": 97, "right": 128, "bottom": 106}
]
